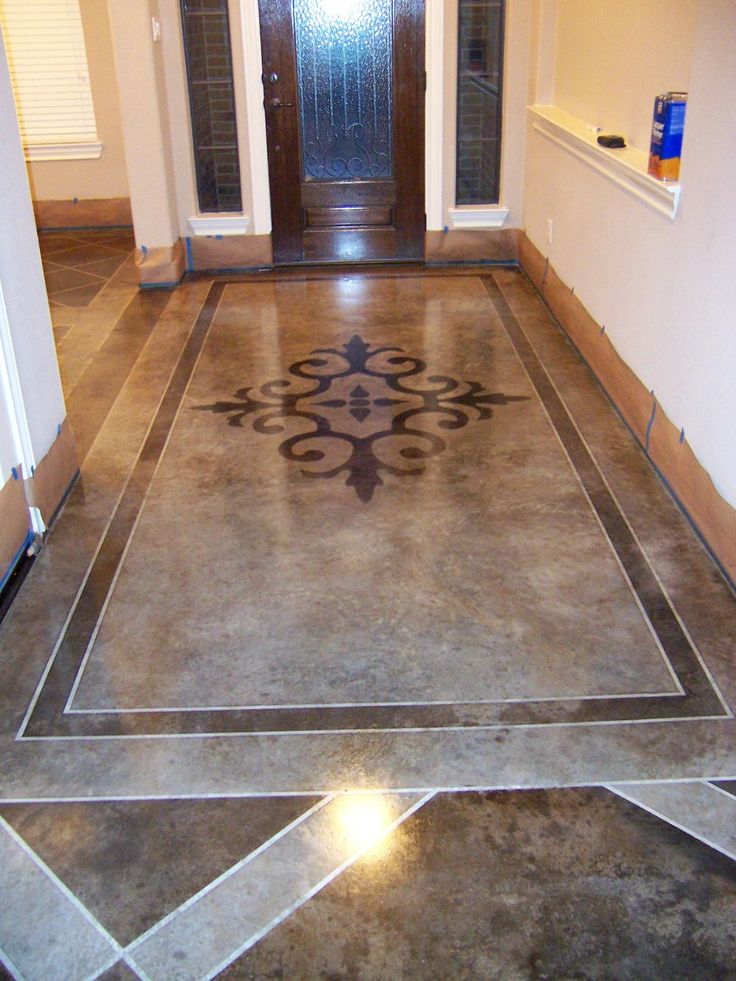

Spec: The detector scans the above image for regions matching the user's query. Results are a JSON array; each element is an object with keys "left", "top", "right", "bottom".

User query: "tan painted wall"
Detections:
[
  {"left": 524, "top": 0, "right": 736, "bottom": 508},
  {"left": 553, "top": 0, "right": 698, "bottom": 150},
  {"left": 25, "top": 0, "right": 129, "bottom": 202},
  {"left": 107, "top": 0, "right": 179, "bottom": 249}
]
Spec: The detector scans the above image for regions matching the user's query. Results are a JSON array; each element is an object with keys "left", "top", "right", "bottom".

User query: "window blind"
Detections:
[{"left": 0, "top": 0, "right": 99, "bottom": 152}]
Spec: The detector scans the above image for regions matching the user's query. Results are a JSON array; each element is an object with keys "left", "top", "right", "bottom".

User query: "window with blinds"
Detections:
[{"left": 0, "top": 0, "right": 101, "bottom": 160}]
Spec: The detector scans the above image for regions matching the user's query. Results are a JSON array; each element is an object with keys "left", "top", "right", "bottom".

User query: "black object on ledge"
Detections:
[{"left": 597, "top": 134, "right": 627, "bottom": 149}]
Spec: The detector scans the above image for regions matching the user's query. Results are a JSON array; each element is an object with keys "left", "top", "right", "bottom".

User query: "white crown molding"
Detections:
[
  {"left": 188, "top": 214, "right": 251, "bottom": 237},
  {"left": 528, "top": 105, "right": 681, "bottom": 219}
]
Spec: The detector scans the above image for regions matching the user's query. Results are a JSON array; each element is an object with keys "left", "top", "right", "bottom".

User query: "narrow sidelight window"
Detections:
[
  {"left": 456, "top": 0, "right": 505, "bottom": 205},
  {"left": 180, "top": 0, "right": 242, "bottom": 213}
]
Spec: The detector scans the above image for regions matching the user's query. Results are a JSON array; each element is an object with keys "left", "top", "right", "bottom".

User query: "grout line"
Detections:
[
  {"left": 605, "top": 785, "right": 736, "bottom": 862},
  {"left": 484, "top": 273, "right": 732, "bottom": 717},
  {"left": 0, "top": 817, "right": 124, "bottom": 956},
  {"left": 82, "top": 953, "right": 123, "bottom": 981},
  {"left": 0, "top": 945, "right": 25, "bottom": 981},
  {"left": 125, "top": 794, "right": 334, "bottom": 953},
  {"left": 120, "top": 954, "right": 152, "bottom": 981},
  {"left": 200, "top": 791, "right": 435, "bottom": 980},
  {"left": 704, "top": 780, "right": 736, "bottom": 802},
  {"left": 2, "top": 782, "right": 736, "bottom": 808},
  {"left": 16, "top": 709, "right": 735, "bottom": 745},
  {"left": 47, "top": 267, "right": 108, "bottom": 284},
  {"left": 65, "top": 284, "right": 226, "bottom": 714},
  {"left": 483, "top": 275, "right": 684, "bottom": 693},
  {"left": 65, "top": 689, "right": 689, "bottom": 714},
  {"left": 17, "top": 285, "right": 213, "bottom": 738}
]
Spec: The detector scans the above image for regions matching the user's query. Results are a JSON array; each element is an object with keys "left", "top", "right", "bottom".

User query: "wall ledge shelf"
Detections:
[{"left": 528, "top": 105, "right": 681, "bottom": 219}]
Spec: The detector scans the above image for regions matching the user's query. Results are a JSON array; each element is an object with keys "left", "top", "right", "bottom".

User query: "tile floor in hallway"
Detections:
[
  {"left": 0, "top": 234, "right": 734, "bottom": 978},
  {"left": 40, "top": 229, "right": 136, "bottom": 312}
]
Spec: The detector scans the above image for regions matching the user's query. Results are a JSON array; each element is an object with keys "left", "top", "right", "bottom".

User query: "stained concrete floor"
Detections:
[{"left": 0, "top": 233, "right": 734, "bottom": 978}]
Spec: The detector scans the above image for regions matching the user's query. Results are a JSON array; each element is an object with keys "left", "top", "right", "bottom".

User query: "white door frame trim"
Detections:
[
  {"left": 0, "top": 278, "right": 45, "bottom": 534},
  {"left": 238, "top": 0, "right": 272, "bottom": 235}
]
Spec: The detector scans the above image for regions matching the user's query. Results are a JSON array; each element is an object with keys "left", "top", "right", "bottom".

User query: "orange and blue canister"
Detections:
[{"left": 648, "top": 92, "right": 687, "bottom": 181}]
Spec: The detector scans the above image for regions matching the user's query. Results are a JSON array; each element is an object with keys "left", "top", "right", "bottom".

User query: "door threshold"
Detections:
[{"left": 189, "top": 259, "right": 520, "bottom": 282}]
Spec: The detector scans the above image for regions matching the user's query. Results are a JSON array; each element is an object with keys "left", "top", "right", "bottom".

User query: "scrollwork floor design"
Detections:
[{"left": 198, "top": 333, "right": 527, "bottom": 501}]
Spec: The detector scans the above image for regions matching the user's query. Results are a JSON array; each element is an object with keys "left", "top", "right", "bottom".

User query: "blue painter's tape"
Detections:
[
  {"left": 141, "top": 245, "right": 148, "bottom": 257},
  {"left": 443, "top": 226, "right": 449, "bottom": 234},
  {"left": 57, "top": 423, "right": 62, "bottom": 436},
  {"left": 0, "top": 530, "right": 34, "bottom": 594},
  {"left": 185, "top": 236, "right": 194, "bottom": 273},
  {"left": 215, "top": 235, "right": 224, "bottom": 240},
  {"left": 11, "top": 467, "right": 19, "bottom": 480},
  {"left": 680, "top": 428, "right": 685, "bottom": 444},
  {"left": 645, "top": 396, "right": 657, "bottom": 452}
]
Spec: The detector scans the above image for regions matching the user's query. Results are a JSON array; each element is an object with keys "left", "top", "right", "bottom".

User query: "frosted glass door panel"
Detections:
[{"left": 293, "top": 0, "right": 393, "bottom": 181}]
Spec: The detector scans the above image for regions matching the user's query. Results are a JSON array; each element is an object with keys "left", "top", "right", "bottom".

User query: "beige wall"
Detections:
[
  {"left": 107, "top": 0, "right": 180, "bottom": 250},
  {"left": 524, "top": 0, "right": 736, "bottom": 507},
  {"left": 25, "top": 0, "right": 129, "bottom": 202},
  {"left": 553, "top": 0, "right": 698, "bottom": 150}
]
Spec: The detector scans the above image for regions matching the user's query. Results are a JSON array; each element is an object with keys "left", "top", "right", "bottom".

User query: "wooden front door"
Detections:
[{"left": 258, "top": 0, "right": 425, "bottom": 264}]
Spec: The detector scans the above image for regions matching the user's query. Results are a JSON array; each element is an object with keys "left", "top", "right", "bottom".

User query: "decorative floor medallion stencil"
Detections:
[{"left": 198, "top": 335, "right": 525, "bottom": 500}]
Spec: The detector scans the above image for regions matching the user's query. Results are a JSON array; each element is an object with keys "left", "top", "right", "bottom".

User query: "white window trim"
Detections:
[
  {"left": 24, "top": 141, "right": 102, "bottom": 162},
  {"left": 188, "top": 214, "right": 251, "bottom": 237},
  {"left": 448, "top": 206, "right": 509, "bottom": 229}
]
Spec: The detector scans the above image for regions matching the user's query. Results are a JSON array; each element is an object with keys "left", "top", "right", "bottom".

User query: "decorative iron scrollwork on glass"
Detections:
[
  {"left": 456, "top": 0, "right": 505, "bottom": 204},
  {"left": 293, "top": 0, "right": 393, "bottom": 181},
  {"left": 179, "top": 0, "right": 242, "bottom": 212}
]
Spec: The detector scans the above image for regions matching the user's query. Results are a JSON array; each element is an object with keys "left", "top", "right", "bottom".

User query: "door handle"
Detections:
[{"left": 270, "top": 97, "right": 294, "bottom": 109}]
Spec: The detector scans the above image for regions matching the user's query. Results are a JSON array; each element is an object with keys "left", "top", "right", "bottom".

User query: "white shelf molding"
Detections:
[
  {"left": 528, "top": 105, "right": 681, "bottom": 219},
  {"left": 448, "top": 206, "right": 509, "bottom": 230},
  {"left": 188, "top": 214, "right": 251, "bottom": 237}
]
